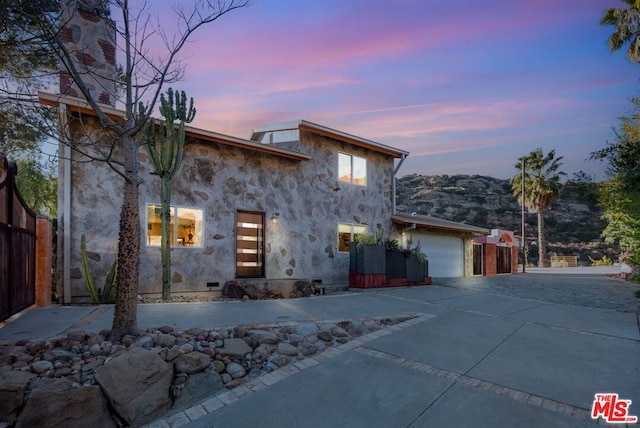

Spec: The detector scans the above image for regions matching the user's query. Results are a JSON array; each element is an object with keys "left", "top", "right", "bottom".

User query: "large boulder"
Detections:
[
  {"left": 0, "top": 371, "right": 36, "bottom": 424},
  {"left": 94, "top": 347, "right": 173, "bottom": 426},
  {"left": 222, "top": 281, "right": 246, "bottom": 299},
  {"left": 15, "top": 378, "right": 114, "bottom": 428},
  {"left": 172, "top": 372, "right": 223, "bottom": 411}
]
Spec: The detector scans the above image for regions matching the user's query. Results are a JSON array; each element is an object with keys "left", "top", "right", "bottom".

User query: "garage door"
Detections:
[{"left": 410, "top": 232, "right": 464, "bottom": 278}]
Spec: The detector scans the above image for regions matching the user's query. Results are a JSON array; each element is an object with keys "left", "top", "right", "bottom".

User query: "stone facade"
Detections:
[
  {"left": 59, "top": 0, "right": 117, "bottom": 106},
  {"left": 59, "top": 118, "right": 405, "bottom": 301}
]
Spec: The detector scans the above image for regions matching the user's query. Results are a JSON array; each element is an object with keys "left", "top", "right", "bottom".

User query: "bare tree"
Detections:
[{"left": 9, "top": 0, "right": 249, "bottom": 337}]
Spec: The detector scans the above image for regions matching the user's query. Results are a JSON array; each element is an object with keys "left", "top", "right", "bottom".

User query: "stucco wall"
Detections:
[{"left": 62, "top": 123, "right": 397, "bottom": 301}]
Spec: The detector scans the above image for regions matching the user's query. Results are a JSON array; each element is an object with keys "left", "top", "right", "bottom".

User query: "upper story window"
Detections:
[
  {"left": 146, "top": 204, "right": 203, "bottom": 248},
  {"left": 338, "top": 152, "right": 367, "bottom": 186}
]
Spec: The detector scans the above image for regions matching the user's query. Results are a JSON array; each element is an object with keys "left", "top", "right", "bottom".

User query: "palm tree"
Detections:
[
  {"left": 601, "top": 0, "right": 640, "bottom": 63},
  {"left": 511, "top": 149, "right": 565, "bottom": 267}
]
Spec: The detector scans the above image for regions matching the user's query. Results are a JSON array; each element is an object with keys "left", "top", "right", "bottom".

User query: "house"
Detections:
[{"left": 42, "top": 1, "right": 495, "bottom": 303}]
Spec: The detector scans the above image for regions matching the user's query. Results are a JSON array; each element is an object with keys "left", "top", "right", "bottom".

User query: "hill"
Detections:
[{"left": 395, "top": 174, "right": 616, "bottom": 266}]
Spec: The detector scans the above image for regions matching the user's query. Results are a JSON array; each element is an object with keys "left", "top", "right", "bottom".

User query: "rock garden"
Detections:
[{"left": 0, "top": 316, "right": 412, "bottom": 427}]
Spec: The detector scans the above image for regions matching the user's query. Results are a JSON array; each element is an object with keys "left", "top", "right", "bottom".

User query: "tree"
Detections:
[
  {"left": 7, "top": 0, "right": 249, "bottom": 337},
  {"left": 1, "top": 0, "right": 60, "bottom": 217},
  {"left": 591, "top": 98, "right": 640, "bottom": 265},
  {"left": 141, "top": 88, "right": 195, "bottom": 301},
  {"left": 511, "top": 149, "right": 565, "bottom": 267},
  {"left": 601, "top": 0, "right": 640, "bottom": 63}
]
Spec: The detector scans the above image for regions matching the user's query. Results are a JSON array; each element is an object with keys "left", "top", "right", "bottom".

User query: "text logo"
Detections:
[{"left": 591, "top": 393, "right": 638, "bottom": 424}]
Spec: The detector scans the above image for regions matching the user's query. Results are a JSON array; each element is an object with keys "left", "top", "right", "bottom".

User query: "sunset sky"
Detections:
[{"left": 153, "top": 0, "right": 638, "bottom": 180}]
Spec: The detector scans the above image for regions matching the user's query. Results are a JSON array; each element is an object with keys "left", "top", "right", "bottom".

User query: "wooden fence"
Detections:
[{"left": 0, "top": 157, "right": 36, "bottom": 322}]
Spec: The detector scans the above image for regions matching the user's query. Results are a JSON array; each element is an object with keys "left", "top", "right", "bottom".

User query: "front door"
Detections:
[{"left": 236, "top": 211, "right": 265, "bottom": 278}]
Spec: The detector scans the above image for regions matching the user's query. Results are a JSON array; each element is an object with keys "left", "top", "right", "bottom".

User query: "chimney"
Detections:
[{"left": 59, "top": 0, "right": 117, "bottom": 107}]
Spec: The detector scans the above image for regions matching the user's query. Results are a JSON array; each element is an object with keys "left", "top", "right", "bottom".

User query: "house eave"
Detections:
[
  {"left": 252, "top": 119, "right": 409, "bottom": 158},
  {"left": 38, "top": 92, "right": 311, "bottom": 161},
  {"left": 392, "top": 212, "right": 490, "bottom": 235}
]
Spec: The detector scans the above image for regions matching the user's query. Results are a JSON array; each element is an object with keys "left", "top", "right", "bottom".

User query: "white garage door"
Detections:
[{"left": 410, "top": 232, "right": 464, "bottom": 278}]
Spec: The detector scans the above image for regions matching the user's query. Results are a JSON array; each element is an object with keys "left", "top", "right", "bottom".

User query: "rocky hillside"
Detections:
[{"left": 396, "top": 174, "right": 615, "bottom": 265}]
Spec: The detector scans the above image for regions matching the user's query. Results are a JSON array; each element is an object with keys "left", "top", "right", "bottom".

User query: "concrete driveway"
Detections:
[{"left": 170, "top": 273, "right": 639, "bottom": 428}]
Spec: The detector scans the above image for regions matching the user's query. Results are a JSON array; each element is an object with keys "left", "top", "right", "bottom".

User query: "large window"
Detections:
[
  {"left": 146, "top": 204, "right": 203, "bottom": 247},
  {"left": 338, "top": 223, "right": 367, "bottom": 253},
  {"left": 338, "top": 152, "right": 367, "bottom": 186}
]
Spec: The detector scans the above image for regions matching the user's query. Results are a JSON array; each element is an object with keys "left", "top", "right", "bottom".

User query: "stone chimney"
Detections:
[{"left": 59, "top": 0, "right": 117, "bottom": 106}]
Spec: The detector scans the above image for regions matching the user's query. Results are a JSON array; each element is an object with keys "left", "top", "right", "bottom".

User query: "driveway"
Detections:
[{"left": 143, "top": 272, "right": 639, "bottom": 428}]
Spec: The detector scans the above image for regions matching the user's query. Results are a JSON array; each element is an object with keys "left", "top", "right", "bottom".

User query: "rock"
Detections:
[
  {"left": 135, "top": 336, "right": 154, "bottom": 349},
  {"left": 162, "top": 348, "right": 181, "bottom": 361},
  {"left": 222, "top": 281, "right": 246, "bottom": 299},
  {"left": 0, "top": 371, "right": 36, "bottom": 423},
  {"left": 226, "top": 362, "right": 246, "bottom": 379},
  {"left": 2, "top": 346, "right": 26, "bottom": 358},
  {"left": 221, "top": 373, "right": 232, "bottom": 384},
  {"left": 158, "top": 326, "right": 174, "bottom": 334},
  {"left": 330, "top": 326, "right": 349, "bottom": 338},
  {"left": 30, "top": 360, "right": 53, "bottom": 374},
  {"left": 157, "top": 333, "right": 176, "bottom": 348},
  {"left": 213, "top": 360, "right": 226, "bottom": 373},
  {"left": 87, "top": 334, "right": 105, "bottom": 347},
  {"left": 94, "top": 347, "right": 173, "bottom": 426},
  {"left": 277, "top": 343, "right": 299, "bottom": 357},
  {"left": 288, "top": 334, "right": 304, "bottom": 345},
  {"left": 89, "top": 344, "right": 102, "bottom": 355},
  {"left": 215, "top": 338, "right": 253, "bottom": 359},
  {"left": 172, "top": 372, "right": 224, "bottom": 411},
  {"left": 14, "top": 378, "right": 114, "bottom": 428},
  {"left": 294, "top": 323, "right": 318, "bottom": 337},
  {"left": 42, "top": 348, "right": 75, "bottom": 362},
  {"left": 180, "top": 343, "right": 195, "bottom": 353},
  {"left": 173, "top": 352, "right": 211, "bottom": 374},
  {"left": 186, "top": 328, "right": 205, "bottom": 336},
  {"left": 253, "top": 343, "right": 275, "bottom": 360},
  {"left": 295, "top": 280, "right": 314, "bottom": 297},
  {"left": 317, "top": 331, "right": 332, "bottom": 342},
  {"left": 269, "top": 356, "right": 290, "bottom": 367},
  {"left": 249, "top": 330, "right": 279, "bottom": 345}
]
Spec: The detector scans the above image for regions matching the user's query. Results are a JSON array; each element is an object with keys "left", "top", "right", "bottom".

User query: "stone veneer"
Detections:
[
  {"left": 61, "top": 120, "right": 398, "bottom": 301},
  {"left": 59, "top": 0, "right": 117, "bottom": 106}
]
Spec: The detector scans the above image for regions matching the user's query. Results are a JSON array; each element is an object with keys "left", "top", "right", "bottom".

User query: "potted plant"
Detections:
[
  {"left": 384, "top": 238, "right": 406, "bottom": 279},
  {"left": 355, "top": 232, "right": 386, "bottom": 275},
  {"left": 404, "top": 240, "right": 428, "bottom": 282}
]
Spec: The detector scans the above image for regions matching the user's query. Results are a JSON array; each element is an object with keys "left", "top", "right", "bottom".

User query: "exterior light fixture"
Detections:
[{"left": 271, "top": 212, "right": 280, "bottom": 222}]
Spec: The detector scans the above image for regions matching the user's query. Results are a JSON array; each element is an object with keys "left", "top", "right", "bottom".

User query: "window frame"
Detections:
[
  {"left": 146, "top": 203, "right": 204, "bottom": 249},
  {"left": 338, "top": 223, "right": 367, "bottom": 253},
  {"left": 338, "top": 152, "right": 367, "bottom": 186}
]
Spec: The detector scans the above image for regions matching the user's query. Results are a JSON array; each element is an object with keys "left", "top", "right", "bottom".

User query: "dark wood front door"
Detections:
[{"left": 236, "top": 211, "right": 265, "bottom": 278}]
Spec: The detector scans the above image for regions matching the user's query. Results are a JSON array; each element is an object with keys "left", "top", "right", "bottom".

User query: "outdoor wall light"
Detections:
[{"left": 271, "top": 212, "right": 280, "bottom": 222}]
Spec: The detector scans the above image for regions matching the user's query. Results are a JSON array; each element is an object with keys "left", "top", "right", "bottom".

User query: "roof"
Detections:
[
  {"left": 251, "top": 119, "right": 409, "bottom": 158},
  {"left": 38, "top": 92, "right": 311, "bottom": 161},
  {"left": 392, "top": 212, "right": 490, "bottom": 235}
]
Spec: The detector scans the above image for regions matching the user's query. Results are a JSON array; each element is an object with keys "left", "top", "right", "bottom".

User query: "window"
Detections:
[
  {"left": 338, "top": 152, "right": 367, "bottom": 186},
  {"left": 236, "top": 211, "right": 265, "bottom": 277},
  {"left": 147, "top": 204, "right": 203, "bottom": 247},
  {"left": 338, "top": 223, "right": 367, "bottom": 252}
]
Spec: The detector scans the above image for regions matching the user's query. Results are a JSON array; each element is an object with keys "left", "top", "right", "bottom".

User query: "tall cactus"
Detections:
[{"left": 140, "top": 88, "right": 196, "bottom": 300}]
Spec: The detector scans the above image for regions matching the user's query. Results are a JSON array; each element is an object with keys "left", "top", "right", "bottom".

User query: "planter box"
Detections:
[
  {"left": 406, "top": 257, "right": 426, "bottom": 282},
  {"left": 349, "top": 245, "right": 357, "bottom": 270},
  {"left": 356, "top": 245, "right": 386, "bottom": 275},
  {"left": 386, "top": 250, "right": 406, "bottom": 279}
]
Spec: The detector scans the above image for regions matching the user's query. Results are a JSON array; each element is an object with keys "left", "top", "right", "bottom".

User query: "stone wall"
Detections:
[
  {"left": 62, "top": 123, "right": 397, "bottom": 301},
  {"left": 59, "top": 0, "right": 117, "bottom": 106}
]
